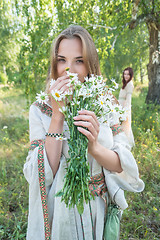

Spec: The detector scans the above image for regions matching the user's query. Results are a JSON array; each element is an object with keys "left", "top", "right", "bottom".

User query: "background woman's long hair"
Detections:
[{"left": 122, "top": 67, "right": 133, "bottom": 89}]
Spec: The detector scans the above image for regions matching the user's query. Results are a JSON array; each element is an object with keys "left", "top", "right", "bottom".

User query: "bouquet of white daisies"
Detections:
[{"left": 36, "top": 69, "right": 126, "bottom": 214}]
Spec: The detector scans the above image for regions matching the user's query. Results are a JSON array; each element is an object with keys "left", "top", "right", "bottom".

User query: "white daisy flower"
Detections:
[
  {"left": 67, "top": 71, "right": 78, "bottom": 80},
  {"left": 64, "top": 89, "right": 73, "bottom": 96},
  {"left": 51, "top": 89, "right": 64, "bottom": 101},
  {"left": 105, "top": 93, "right": 114, "bottom": 102},
  {"left": 88, "top": 75, "right": 96, "bottom": 83},
  {"left": 3, "top": 126, "right": 8, "bottom": 129},
  {"left": 119, "top": 112, "right": 127, "bottom": 121},
  {"left": 66, "top": 71, "right": 79, "bottom": 85},
  {"left": 36, "top": 91, "right": 49, "bottom": 104},
  {"left": 50, "top": 79, "right": 56, "bottom": 88},
  {"left": 84, "top": 76, "right": 89, "bottom": 82},
  {"left": 111, "top": 78, "right": 119, "bottom": 89},
  {"left": 66, "top": 82, "right": 71, "bottom": 87},
  {"left": 77, "top": 88, "right": 87, "bottom": 98},
  {"left": 110, "top": 104, "right": 117, "bottom": 113},
  {"left": 84, "top": 89, "right": 93, "bottom": 98},
  {"left": 56, "top": 136, "right": 67, "bottom": 141},
  {"left": 97, "top": 75, "right": 104, "bottom": 82},
  {"left": 98, "top": 95, "right": 106, "bottom": 106},
  {"left": 59, "top": 106, "right": 67, "bottom": 113}
]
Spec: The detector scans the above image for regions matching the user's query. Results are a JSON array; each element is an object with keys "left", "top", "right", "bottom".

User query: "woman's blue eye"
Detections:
[
  {"left": 77, "top": 59, "right": 83, "bottom": 63},
  {"left": 57, "top": 58, "right": 65, "bottom": 62}
]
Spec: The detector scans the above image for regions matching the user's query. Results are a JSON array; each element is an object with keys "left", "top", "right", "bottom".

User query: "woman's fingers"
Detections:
[
  {"left": 56, "top": 79, "right": 70, "bottom": 92},
  {"left": 73, "top": 110, "right": 100, "bottom": 142},
  {"left": 78, "top": 110, "right": 99, "bottom": 127},
  {"left": 76, "top": 127, "right": 95, "bottom": 142},
  {"left": 73, "top": 111, "right": 99, "bottom": 132},
  {"left": 50, "top": 75, "right": 70, "bottom": 92},
  {"left": 73, "top": 120, "right": 97, "bottom": 137}
]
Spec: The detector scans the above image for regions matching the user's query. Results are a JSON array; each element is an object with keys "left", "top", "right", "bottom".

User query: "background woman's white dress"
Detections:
[{"left": 119, "top": 80, "right": 135, "bottom": 147}]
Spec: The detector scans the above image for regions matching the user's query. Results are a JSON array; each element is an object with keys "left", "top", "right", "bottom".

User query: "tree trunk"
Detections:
[{"left": 146, "top": 23, "right": 160, "bottom": 104}]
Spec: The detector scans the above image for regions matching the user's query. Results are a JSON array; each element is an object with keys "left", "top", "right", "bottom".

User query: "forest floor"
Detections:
[{"left": 0, "top": 83, "right": 160, "bottom": 239}]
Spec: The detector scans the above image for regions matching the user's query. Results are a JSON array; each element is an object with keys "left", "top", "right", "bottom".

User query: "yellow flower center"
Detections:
[
  {"left": 101, "top": 101, "right": 103, "bottom": 105},
  {"left": 55, "top": 92, "right": 60, "bottom": 98}
]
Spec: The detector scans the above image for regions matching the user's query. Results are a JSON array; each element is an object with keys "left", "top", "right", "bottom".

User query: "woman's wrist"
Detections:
[
  {"left": 88, "top": 141, "right": 100, "bottom": 157},
  {"left": 47, "top": 113, "right": 65, "bottom": 134},
  {"left": 51, "top": 112, "right": 65, "bottom": 121}
]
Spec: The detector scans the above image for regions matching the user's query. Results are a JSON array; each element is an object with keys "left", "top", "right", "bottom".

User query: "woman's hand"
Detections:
[
  {"left": 49, "top": 75, "right": 70, "bottom": 117},
  {"left": 73, "top": 110, "right": 100, "bottom": 155}
]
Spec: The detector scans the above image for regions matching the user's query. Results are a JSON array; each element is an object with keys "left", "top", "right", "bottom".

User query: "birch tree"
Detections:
[{"left": 129, "top": 0, "right": 160, "bottom": 104}]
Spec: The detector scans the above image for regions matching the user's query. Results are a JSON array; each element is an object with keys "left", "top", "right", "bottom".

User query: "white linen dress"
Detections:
[
  {"left": 119, "top": 81, "right": 135, "bottom": 147},
  {"left": 23, "top": 101, "right": 144, "bottom": 240}
]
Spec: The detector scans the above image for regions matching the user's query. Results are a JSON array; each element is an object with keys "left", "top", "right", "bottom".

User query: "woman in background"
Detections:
[{"left": 119, "top": 67, "right": 135, "bottom": 147}]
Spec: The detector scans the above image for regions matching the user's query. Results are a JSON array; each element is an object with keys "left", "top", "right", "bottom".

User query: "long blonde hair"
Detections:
[{"left": 46, "top": 25, "right": 101, "bottom": 92}]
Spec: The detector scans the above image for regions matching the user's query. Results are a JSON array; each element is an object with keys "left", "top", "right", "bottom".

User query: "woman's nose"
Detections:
[{"left": 66, "top": 62, "right": 74, "bottom": 73}]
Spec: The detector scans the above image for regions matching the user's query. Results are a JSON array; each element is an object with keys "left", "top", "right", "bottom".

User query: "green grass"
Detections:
[
  {"left": 0, "top": 85, "right": 29, "bottom": 240},
  {"left": 0, "top": 83, "right": 159, "bottom": 239},
  {"left": 120, "top": 84, "right": 160, "bottom": 240}
]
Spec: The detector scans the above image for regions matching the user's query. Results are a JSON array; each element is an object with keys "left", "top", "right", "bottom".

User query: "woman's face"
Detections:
[
  {"left": 57, "top": 37, "right": 88, "bottom": 82},
  {"left": 123, "top": 70, "right": 131, "bottom": 82}
]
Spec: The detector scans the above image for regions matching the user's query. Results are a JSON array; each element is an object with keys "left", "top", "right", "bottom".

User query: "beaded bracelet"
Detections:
[{"left": 45, "top": 133, "right": 63, "bottom": 138}]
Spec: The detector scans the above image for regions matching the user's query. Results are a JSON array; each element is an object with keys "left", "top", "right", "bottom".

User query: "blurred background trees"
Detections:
[{"left": 0, "top": 0, "right": 159, "bottom": 104}]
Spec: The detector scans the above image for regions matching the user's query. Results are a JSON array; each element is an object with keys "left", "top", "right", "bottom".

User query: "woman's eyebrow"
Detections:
[
  {"left": 57, "top": 55, "right": 65, "bottom": 58},
  {"left": 57, "top": 55, "right": 83, "bottom": 59},
  {"left": 75, "top": 56, "right": 83, "bottom": 59}
]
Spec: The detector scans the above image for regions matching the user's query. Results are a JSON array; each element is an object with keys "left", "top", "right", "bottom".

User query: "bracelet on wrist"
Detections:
[{"left": 45, "top": 133, "right": 63, "bottom": 138}]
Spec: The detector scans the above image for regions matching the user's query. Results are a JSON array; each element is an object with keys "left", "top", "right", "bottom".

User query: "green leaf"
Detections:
[{"left": 54, "top": 191, "right": 64, "bottom": 197}]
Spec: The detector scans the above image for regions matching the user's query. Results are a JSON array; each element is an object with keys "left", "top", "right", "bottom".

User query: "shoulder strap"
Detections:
[
  {"left": 33, "top": 101, "right": 52, "bottom": 117},
  {"left": 30, "top": 139, "right": 51, "bottom": 240},
  {"left": 111, "top": 123, "right": 123, "bottom": 136}
]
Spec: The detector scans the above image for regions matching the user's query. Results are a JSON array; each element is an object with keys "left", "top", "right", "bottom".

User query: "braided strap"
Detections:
[
  {"left": 89, "top": 172, "right": 107, "bottom": 203},
  {"left": 30, "top": 140, "right": 51, "bottom": 240},
  {"left": 111, "top": 123, "right": 123, "bottom": 136},
  {"left": 33, "top": 101, "right": 52, "bottom": 117},
  {"left": 29, "top": 139, "right": 44, "bottom": 150}
]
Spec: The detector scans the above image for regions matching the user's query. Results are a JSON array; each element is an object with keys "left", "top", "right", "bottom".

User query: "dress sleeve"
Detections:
[
  {"left": 29, "top": 105, "right": 46, "bottom": 141},
  {"left": 103, "top": 124, "right": 144, "bottom": 210},
  {"left": 23, "top": 104, "right": 53, "bottom": 186},
  {"left": 120, "top": 81, "right": 134, "bottom": 146},
  {"left": 126, "top": 81, "right": 134, "bottom": 94},
  {"left": 125, "top": 81, "right": 134, "bottom": 107}
]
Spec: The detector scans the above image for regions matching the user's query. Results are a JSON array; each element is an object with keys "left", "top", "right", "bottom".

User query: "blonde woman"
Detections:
[{"left": 24, "top": 26, "right": 144, "bottom": 240}]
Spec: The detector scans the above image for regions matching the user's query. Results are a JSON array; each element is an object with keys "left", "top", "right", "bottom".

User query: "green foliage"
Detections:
[
  {"left": 16, "top": 0, "right": 58, "bottom": 104},
  {"left": 139, "top": 0, "right": 160, "bottom": 15},
  {"left": 0, "top": 0, "right": 151, "bottom": 104},
  {"left": 0, "top": 86, "right": 29, "bottom": 240},
  {"left": 0, "top": 72, "right": 8, "bottom": 84},
  {"left": 0, "top": 0, "right": 22, "bottom": 85},
  {"left": 120, "top": 84, "right": 160, "bottom": 239}
]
